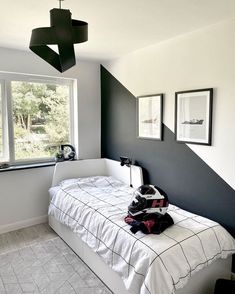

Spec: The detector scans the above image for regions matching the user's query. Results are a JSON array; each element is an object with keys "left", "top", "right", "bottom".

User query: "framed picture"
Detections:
[
  {"left": 137, "top": 94, "right": 163, "bottom": 140},
  {"left": 175, "top": 88, "right": 213, "bottom": 145}
]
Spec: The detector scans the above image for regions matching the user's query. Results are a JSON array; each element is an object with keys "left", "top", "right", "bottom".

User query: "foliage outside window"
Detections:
[{"left": 0, "top": 73, "right": 74, "bottom": 165}]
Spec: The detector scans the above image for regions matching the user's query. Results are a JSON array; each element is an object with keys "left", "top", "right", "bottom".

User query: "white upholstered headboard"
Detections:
[{"left": 52, "top": 158, "right": 143, "bottom": 188}]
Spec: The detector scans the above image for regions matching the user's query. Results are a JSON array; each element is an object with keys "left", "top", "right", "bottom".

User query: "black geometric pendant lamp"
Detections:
[{"left": 29, "top": 0, "right": 88, "bottom": 73}]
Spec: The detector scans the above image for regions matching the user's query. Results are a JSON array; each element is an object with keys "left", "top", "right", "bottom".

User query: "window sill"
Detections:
[{"left": 0, "top": 162, "right": 56, "bottom": 173}]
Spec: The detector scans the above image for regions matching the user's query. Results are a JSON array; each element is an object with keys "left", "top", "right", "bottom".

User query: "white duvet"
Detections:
[{"left": 48, "top": 176, "right": 235, "bottom": 294}]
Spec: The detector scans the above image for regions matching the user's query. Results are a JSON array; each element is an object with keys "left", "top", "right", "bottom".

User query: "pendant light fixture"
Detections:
[{"left": 29, "top": 0, "right": 88, "bottom": 73}]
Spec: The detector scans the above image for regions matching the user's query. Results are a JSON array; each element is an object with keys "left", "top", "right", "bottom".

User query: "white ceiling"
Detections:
[{"left": 0, "top": 0, "right": 235, "bottom": 62}]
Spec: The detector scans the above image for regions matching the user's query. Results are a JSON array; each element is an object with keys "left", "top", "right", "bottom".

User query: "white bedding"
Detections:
[{"left": 48, "top": 176, "right": 235, "bottom": 294}]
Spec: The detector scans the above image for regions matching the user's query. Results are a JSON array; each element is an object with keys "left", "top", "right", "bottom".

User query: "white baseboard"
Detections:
[{"left": 0, "top": 215, "right": 48, "bottom": 234}]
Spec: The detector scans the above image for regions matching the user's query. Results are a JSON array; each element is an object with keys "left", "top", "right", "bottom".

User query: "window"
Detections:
[{"left": 0, "top": 72, "right": 75, "bottom": 165}]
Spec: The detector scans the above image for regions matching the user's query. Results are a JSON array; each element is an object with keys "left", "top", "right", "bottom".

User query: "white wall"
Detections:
[
  {"left": 104, "top": 19, "right": 235, "bottom": 190},
  {"left": 0, "top": 47, "right": 101, "bottom": 231},
  {"left": 0, "top": 167, "right": 54, "bottom": 233}
]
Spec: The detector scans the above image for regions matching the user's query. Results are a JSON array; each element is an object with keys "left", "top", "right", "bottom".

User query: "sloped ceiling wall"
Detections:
[{"left": 103, "top": 18, "right": 235, "bottom": 191}]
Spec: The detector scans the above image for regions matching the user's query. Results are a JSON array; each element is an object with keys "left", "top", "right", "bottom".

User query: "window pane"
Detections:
[{"left": 11, "top": 81, "right": 70, "bottom": 161}]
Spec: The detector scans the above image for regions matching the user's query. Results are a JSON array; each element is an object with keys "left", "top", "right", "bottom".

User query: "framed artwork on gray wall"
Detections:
[
  {"left": 175, "top": 88, "right": 213, "bottom": 145},
  {"left": 137, "top": 94, "right": 163, "bottom": 140}
]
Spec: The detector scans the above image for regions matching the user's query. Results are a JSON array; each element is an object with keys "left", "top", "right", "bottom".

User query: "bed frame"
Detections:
[{"left": 49, "top": 158, "right": 232, "bottom": 294}]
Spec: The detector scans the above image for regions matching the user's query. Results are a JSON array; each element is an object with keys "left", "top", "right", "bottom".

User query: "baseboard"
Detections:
[{"left": 0, "top": 215, "right": 48, "bottom": 234}]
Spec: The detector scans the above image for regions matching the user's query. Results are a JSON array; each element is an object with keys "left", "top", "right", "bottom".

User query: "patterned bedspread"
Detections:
[{"left": 48, "top": 176, "right": 235, "bottom": 294}]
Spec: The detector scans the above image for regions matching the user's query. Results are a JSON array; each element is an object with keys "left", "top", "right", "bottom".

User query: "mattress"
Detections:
[{"left": 48, "top": 176, "right": 235, "bottom": 294}]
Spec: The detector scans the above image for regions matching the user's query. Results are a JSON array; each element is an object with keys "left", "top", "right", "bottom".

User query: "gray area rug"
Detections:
[{"left": 0, "top": 236, "right": 111, "bottom": 294}]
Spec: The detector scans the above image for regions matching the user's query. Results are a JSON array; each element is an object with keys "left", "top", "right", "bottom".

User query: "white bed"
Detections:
[{"left": 48, "top": 158, "right": 234, "bottom": 294}]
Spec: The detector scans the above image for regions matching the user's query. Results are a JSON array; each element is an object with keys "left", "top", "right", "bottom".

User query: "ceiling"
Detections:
[{"left": 0, "top": 0, "right": 235, "bottom": 62}]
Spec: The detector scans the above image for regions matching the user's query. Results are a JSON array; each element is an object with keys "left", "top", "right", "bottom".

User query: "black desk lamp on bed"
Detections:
[{"left": 120, "top": 156, "right": 133, "bottom": 188}]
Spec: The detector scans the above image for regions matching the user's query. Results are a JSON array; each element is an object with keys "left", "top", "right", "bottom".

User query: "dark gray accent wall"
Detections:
[{"left": 101, "top": 66, "right": 235, "bottom": 238}]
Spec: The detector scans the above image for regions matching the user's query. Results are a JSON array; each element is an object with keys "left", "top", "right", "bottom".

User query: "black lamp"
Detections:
[
  {"left": 29, "top": 0, "right": 88, "bottom": 73},
  {"left": 120, "top": 156, "right": 133, "bottom": 187}
]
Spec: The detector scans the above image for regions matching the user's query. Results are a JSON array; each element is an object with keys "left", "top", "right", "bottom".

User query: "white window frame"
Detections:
[
  {"left": 0, "top": 79, "right": 9, "bottom": 162},
  {"left": 0, "top": 72, "right": 76, "bottom": 166}
]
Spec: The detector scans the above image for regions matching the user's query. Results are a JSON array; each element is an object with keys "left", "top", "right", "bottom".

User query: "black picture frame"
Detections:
[
  {"left": 175, "top": 88, "right": 213, "bottom": 145},
  {"left": 137, "top": 94, "right": 163, "bottom": 140}
]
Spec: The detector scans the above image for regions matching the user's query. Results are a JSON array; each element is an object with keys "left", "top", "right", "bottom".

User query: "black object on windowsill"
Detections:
[
  {"left": 0, "top": 163, "right": 10, "bottom": 169},
  {"left": 55, "top": 144, "right": 76, "bottom": 162}
]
